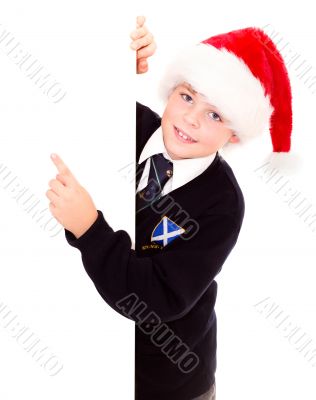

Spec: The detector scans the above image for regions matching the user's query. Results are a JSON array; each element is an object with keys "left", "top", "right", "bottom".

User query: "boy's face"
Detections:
[{"left": 161, "top": 83, "right": 239, "bottom": 160}]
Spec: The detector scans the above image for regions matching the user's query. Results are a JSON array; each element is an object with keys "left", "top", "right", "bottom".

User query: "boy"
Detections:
[{"left": 47, "top": 16, "right": 292, "bottom": 400}]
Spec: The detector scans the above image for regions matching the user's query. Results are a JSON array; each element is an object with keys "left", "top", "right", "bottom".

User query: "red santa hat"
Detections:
[{"left": 158, "top": 27, "right": 301, "bottom": 171}]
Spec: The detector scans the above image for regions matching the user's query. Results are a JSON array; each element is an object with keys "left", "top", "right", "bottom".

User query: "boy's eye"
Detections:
[
  {"left": 181, "top": 92, "right": 222, "bottom": 122},
  {"left": 208, "top": 111, "right": 222, "bottom": 122},
  {"left": 180, "top": 93, "right": 193, "bottom": 103}
]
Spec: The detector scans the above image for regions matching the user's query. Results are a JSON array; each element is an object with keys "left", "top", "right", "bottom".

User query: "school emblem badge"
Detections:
[{"left": 151, "top": 216, "right": 186, "bottom": 247}]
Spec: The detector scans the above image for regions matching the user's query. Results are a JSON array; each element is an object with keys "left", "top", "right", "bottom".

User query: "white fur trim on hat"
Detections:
[{"left": 158, "top": 43, "right": 274, "bottom": 142}]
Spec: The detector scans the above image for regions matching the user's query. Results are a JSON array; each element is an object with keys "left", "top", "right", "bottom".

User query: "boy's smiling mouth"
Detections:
[{"left": 174, "top": 126, "right": 198, "bottom": 143}]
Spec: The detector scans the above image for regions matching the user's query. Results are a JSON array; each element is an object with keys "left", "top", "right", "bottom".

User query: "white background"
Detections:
[{"left": 0, "top": 1, "right": 315, "bottom": 399}]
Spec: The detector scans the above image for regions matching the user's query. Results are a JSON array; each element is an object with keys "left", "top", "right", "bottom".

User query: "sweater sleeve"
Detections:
[{"left": 65, "top": 208, "right": 241, "bottom": 323}]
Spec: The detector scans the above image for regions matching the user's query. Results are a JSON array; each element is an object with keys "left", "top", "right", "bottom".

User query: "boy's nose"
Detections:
[{"left": 183, "top": 111, "right": 200, "bottom": 128}]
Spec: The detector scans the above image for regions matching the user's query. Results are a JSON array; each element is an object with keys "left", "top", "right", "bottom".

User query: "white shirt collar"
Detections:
[{"left": 138, "top": 126, "right": 217, "bottom": 193}]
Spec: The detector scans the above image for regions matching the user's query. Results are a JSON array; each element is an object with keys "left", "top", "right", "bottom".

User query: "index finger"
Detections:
[{"left": 50, "top": 153, "right": 72, "bottom": 176}]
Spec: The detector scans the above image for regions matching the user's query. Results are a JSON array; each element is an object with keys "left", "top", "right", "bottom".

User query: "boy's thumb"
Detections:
[{"left": 138, "top": 59, "right": 148, "bottom": 73}]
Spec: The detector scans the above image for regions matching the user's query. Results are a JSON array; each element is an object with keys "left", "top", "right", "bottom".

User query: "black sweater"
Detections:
[{"left": 65, "top": 102, "right": 245, "bottom": 399}]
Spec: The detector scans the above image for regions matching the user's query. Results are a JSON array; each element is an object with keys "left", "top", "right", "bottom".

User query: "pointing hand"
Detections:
[{"left": 46, "top": 153, "right": 98, "bottom": 239}]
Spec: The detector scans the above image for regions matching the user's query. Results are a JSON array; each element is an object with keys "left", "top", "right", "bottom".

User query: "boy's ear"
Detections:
[{"left": 228, "top": 133, "right": 239, "bottom": 143}]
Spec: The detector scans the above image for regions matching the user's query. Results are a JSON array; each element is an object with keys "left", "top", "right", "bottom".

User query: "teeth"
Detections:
[
  {"left": 180, "top": 131, "right": 188, "bottom": 139},
  {"left": 176, "top": 128, "right": 195, "bottom": 142}
]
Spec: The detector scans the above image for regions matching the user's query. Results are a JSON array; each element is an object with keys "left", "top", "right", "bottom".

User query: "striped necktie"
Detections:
[{"left": 136, "top": 153, "right": 173, "bottom": 213}]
